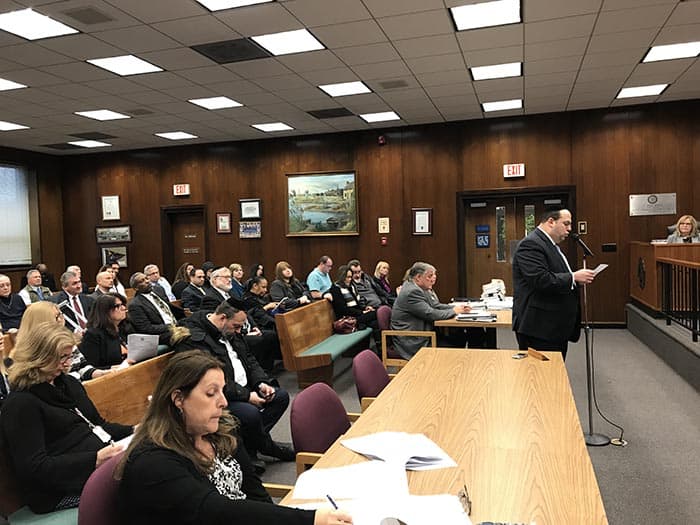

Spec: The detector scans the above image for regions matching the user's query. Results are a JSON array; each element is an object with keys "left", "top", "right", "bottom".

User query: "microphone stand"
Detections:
[{"left": 581, "top": 254, "right": 610, "bottom": 447}]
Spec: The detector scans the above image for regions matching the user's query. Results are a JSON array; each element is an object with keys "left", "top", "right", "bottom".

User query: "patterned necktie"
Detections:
[
  {"left": 72, "top": 296, "right": 86, "bottom": 329},
  {"left": 151, "top": 292, "right": 174, "bottom": 322},
  {"left": 36, "top": 288, "right": 44, "bottom": 300}
]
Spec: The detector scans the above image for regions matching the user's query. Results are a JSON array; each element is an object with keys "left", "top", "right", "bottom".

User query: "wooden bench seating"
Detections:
[
  {"left": 83, "top": 352, "right": 173, "bottom": 426},
  {"left": 275, "top": 300, "right": 371, "bottom": 389}
]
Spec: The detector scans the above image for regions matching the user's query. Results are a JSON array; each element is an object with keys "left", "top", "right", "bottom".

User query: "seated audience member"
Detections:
[
  {"left": 242, "top": 276, "right": 277, "bottom": 330},
  {"left": 391, "top": 262, "right": 485, "bottom": 359},
  {"left": 128, "top": 272, "right": 178, "bottom": 345},
  {"left": 202, "top": 261, "right": 216, "bottom": 290},
  {"left": 0, "top": 334, "right": 8, "bottom": 409},
  {"left": 79, "top": 293, "right": 130, "bottom": 368},
  {"left": 373, "top": 260, "right": 398, "bottom": 304},
  {"left": 667, "top": 214, "right": 700, "bottom": 243},
  {"left": 269, "top": 261, "right": 310, "bottom": 310},
  {"left": 144, "top": 264, "right": 176, "bottom": 301},
  {"left": 329, "top": 266, "right": 381, "bottom": 333},
  {"left": 306, "top": 256, "right": 334, "bottom": 300},
  {"left": 200, "top": 267, "right": 236, "bottom": 312},
  {"left": 176, "top": 304, "right": 295, "bottom": 471},
  {"left": 241, "top": 277, "right": 282, "bottom": 371},
  {"left": 116, "top": 350, "right": 351, "bottom": 525},
  {"left": 229, "top": 263, "right": 246, "bottom": 299},
  {"left": 37, "top": 263, "right": 57, "bottom": 291},
  {"left": 245, "top": 262, "right": 264, "bottom": 289},
  {"left": 13, "top": 300, "right": 110, "bottom": 382},
  {"left": 0, "top": 322, "right": 132, "bottom": 513},
  {"left": 50, "top": 271, "right": 94, "bottom": 334},
  {"left": 90, "top": 270, "right": 115, "bottom": 298},
  {"left": 171, "top": 262, "right": 194, "bottom": 299},
  {"left": 181, "top": 267, "right": 207, "bottom": 312},
  {"left": 348, "top": 259, "right": 392, "bottom": 307},
  {"left": 19, "top": 269, "right": 53, "bottom": 305},
  {"left": 110, "top": 261, "right": 127, "bottom": 296},
  {"left": 66, "top": 265, "right": 89, "bottom": 294},
  {"left": 0, "top": 274, "right": 26, "bottom": 331}
]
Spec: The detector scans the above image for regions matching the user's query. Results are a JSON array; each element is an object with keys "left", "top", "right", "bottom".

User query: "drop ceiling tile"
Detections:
[
  {"left": 277, "top": 50, "right": 346, "bottom": 72},
  {"left": 95, "top": 0, "right": 203, "bottom": 23},
  {"left": 41, "top": 83, "right": 107, "bottom": 99},
  {"left": 119, "top": 90, "right": 179, "bottom": 104},
  {"left": 84, "top": 77, "right": 148, "bottom": 94},
  {"left": 141, "top": 48, "right": 213, "bottom": 70},
  {"left": 4, "top": 88, "right": 64, "bottom": 104},
  {"left": 416, "top": 69, "right": 469, "bottom": 87},
  {"left": 93, "top": 26, "right": 182, "bottom": 53},
  {"left": 284, "top": 0, "right": 372, "bottom": 26},
  {"left": 225, "top": 58, "right": 292, "bottom": 79},
  {"left": 658, "top": 90, "right": 699, "bottom": 102},
  {"left": 176, "top": 66, "right": 241, "bottom": 84},
  {"left": 525, "top": 15, "right": 596, "bottom": 44},
  {"left": 473, "top": 76, "right": 523, "bottom": 93},
  {"left": 312, "top": 20, "right": 387, "bottom": 49},
  {"left": 581, "top": 48, "right": 646, "bottom": 68},
  {"left": 130, "top": 72, "right": 197, "bottom": 90},
  {"left": 41, "top": 61, "right": 113, "bottom": 82},
  {"left": 352, "top": 60, "right": 413, "bottom": 80},
  {"left": 576, "top": 64, "right": 635, "bottom": 82},
  {"left": 610, "top": 95, "right": 659, "bottom": 107},
  {"left": 376, "top": 10, "right": 454, "bottom": 40},
  {"left": 236, "top": 92, "right": 285, "bottom": 106},
  {"left": 484, "top": 108, "right": 523, "bottom": 118},
  {"left": 254, "top": 74, "right": 313, "bottom": 90},
  {"left": 525, "top": 37, "right": 589, "bottom": 61},
  {"left": 406, "top": 53, "right": 465, "bottom": 75},
  {"left": 377, "top": 87, "right": 429, "bottom": 102},
  {"left": 1, "top": 43, "right": 73, "bottom": 67},
  {"left": 333, "top": 43, "right": 401, "bottom": 65},
  {"left": 457, "top": 24, "right": 523, "bottom": 51},
  {"left": 525, "top": 56, "right": 583, "bottom": 75},
  {"left": 594, "top": 5, "right": 675, "bottom": 34},
  {"left": 216, "top": 3, "right": 302, "bottom": 37},
  {"left": 424, "top": 83, "right": 476, "bottom": 99},
  {"left": 666, "top": 1, "right": 700, "bottom": 26},
  {"left": 525, "top": 70, "right": 577, "bottom": 88},
  {"left": 526, "top": 84, "right": 572, "bottom": 98},
  {"left": 276, "top": 86, "right": 330, "bottom": 103},
  {"left": 525, "top": 0, "right": 604, "bottom": 22},
  {"left": 631, "top": 58, "right": 695, "bottom": 80},
  {"left": 571, "top": 81, "right": 621, "bottom": 97},
  {"left": 153, "top": 16, "right": 242, "bottom": 46},
  {"left": 206, "top": 79, "right": 263, "bottom": 95},
  {"left": 587, "top": 28, "right": 657, "bottom": 53},
  {"left": 297, "top": 66, "right": 358, "bottom": 84},
  {"left": 37, "top": 34, "right": 123, "bottom": 61},
  {"left": 474, "top": 85, "right": 523, "bottom": 101},
  {"left": 393, "top": 34, "right": 460, "bottom": 60},
  {"left": 602, "top": 0, "right": 676, "bottom": 10},
  {"left": 654, "top": 23, "right": 700, "bottom": 46},
  {"left": 4, "top": 68, "right": 67, "bottom": 87},
  {"left": 463, "top": 45, "right": 523, "bottom": 67}
]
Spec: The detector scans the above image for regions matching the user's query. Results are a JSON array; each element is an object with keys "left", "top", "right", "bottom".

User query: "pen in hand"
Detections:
[{"left": 326, "top": 494, "right": 338, "bottom": 510}]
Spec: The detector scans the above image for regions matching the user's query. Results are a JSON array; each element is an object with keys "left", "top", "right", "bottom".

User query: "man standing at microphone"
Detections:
[{"left": 512, "top": 208, "right": 596, "bottom": 360}]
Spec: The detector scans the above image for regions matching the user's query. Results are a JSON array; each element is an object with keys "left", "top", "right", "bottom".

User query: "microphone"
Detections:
[{"left": 571, "top": 232, "right": 594, "bottom": 257}]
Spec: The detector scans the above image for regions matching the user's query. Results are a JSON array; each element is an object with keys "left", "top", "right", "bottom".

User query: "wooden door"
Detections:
[{"left": 161, "top": 206, "right": 206, "bottom": 280}]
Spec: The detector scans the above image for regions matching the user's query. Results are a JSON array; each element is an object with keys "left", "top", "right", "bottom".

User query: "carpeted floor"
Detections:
[{"left": 264, "top": 328, "right": 700, "bottom": 525}]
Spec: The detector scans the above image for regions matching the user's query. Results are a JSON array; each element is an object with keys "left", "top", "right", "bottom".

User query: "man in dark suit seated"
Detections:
[
  {"left": 181, "top": 267, "right": 207, "bottom": 312},
  {"left": 127, "top": 272, "right": 179, "bottom": 345},
  {"left": 512, "top": 208, "right": 596, "bottom": 360},
  {"left": 50, "top": 271, "right": 94, "bottom": 334}
]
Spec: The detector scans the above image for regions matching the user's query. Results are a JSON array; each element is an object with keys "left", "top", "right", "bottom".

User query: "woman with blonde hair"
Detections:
[
  {"left": 1, "top": 322, "right": 131, "bottom": 513},
  {"left": 372, "top": 260, "right": 397, "bottom": 305},
  {"left": 116, "top": 350, "right": 351, "bottom": 525},
  {"left": 228, "top": 263, "right": 245, "bottom": 299},
  {"left": 667, "top": 214, "right": 700, "bottom": 243}
]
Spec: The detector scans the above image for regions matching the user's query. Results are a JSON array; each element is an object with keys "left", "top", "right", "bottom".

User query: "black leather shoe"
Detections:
[{"left": 260, "top": 440, "right": 295, "bottom": 462}]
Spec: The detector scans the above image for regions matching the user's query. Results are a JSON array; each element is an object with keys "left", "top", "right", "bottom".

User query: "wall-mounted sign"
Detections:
[
  {"left": 476, "top": 234, "right": 490, "bottom": 248},
  {"left": 378, "top": 217, "right": 390, "bottom": 234},
  {"left": 475, "top": 224, "right": 490, "bottom": 233},
  {"left": 629, "top": 193, "right": 676, "bottom": 216},
  {"left": 173, "top": 183, "right": 191, "bottom": 196},
  {"left": 503, "top": 163, "right": 525, "bottom": 178}
]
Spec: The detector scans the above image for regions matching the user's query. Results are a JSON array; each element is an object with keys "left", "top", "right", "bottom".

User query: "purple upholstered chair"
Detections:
[
  {"left": 78, "top": 452, "right": 124, "bottom": 525},
  {"left": 352, "top": 349, "right": 391, "bottom": 411}
]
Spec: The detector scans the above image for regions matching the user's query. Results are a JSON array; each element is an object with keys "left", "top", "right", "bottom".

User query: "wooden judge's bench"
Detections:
[{"left": 629, "top": 241, "right": 700, "bottom": 312}]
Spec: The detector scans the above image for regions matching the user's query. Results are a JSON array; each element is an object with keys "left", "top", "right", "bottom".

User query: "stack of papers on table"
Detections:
[
  {"left": 484, "top": 296, "right": 513, "bottom": 309},
  {"left": 456, "top": 310, "right": 497, "bottom": 322},
  {"left": 341, "top": 431, "right": 457, "bottom": 470}
]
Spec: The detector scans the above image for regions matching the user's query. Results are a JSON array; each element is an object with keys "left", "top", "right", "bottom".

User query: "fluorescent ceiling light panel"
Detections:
[
  {"left": 318, "top": 81, "right": 371, "bottom": 97},
  {"left": 450, "top": 0, "right": 521, "bottom": 31},
  {"left": 252, "top": 122, "right": 293, "bottom": 132},
  {"left": 188, "top": 96, "right": 242, "bottom": 110},
  {"left": 195, "top": 0, "right": 273, "bottom": 11},
  {"left": 68, "top": 140, "right": 111, "bottom": 148},
  {"left": 155, "top": 132, "right": 198, "bottom": 140},
  {"left": 251, "top": 29, "right": 324, "bottom": 56},
  {"left": 87, "top": 55, "right": 162, "bottom": 76},
  {"left": 482, "top": 98, "right": 522, "bottom": 112},
  {"left": 0, "top": 78, "right": 27, "bottom": 91},
  {"left": 0, "top": 120, "right": 29, "bottom": 131},
  {"left": 471, "top": 62, "right": 521, "bottom": 80},
  {"left": 360, "top": 111, "right": 400, "bottom": 123},
  {"left": 617, "top": 84, "right": 667, "bottom": 99},
  {"left": 643, "top": 41, "right": 700, "bottom": 62},
  {"left": 75, "top": 110, "right": 131, "bottom": 121},
  {"left": 0, "top": 8, "right": 79, "bottom": 40}
]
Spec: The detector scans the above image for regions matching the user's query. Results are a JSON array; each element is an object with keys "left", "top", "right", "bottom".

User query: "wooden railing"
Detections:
[{"left": 659, "top": 257, "right": 700, "bottom": 342}]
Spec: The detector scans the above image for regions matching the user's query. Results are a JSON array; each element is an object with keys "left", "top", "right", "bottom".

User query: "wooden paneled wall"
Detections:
[{"left": 11, "top": 99, "right": 696, "bottom": 324}]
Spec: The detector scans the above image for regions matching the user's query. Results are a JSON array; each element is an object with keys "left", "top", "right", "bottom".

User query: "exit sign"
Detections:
[
  {"left": 173, "top": 183, "right": 190, "bottom": 196},
  {"left": 503, "top": 163, "right": 525, "bottom": 178}
]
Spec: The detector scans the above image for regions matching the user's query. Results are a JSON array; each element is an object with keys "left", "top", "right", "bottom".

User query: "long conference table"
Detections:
[{"left": 282, "top": 348, "right": 607, "bottom": 525}]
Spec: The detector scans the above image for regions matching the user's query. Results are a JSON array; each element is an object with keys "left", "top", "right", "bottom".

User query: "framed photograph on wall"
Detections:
[
  {"left": 95, "top": 225, "right": 131, "bottom": 244},
  {"left": 239, "top": 199, "right": 261, "bottom": 219},
  {"left": 101, "top": 195, "right": 120, "bottom": 221},
  {"left": 101, "top": 246, "right": 127, "bottom": 267},
  {"left": 412, "top": 208, "right": 432, "bottom": 235},
  {"left": 239, "top": 221, "right": 262, "bottom": 239},
  {"left": 286, "top": 171, "right": 358, "bottom": 236},
  {"left": 216, "top": 212, "right": 232, "bottom": 234}
]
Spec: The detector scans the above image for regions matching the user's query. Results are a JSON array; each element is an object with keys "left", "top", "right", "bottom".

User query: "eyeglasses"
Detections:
[
  {"left": 55, "top": 311, "right": 64, "bottom": 321},
  {"left": 215, "top": 275, "right": 232, "bottom": 280},
  {"left": 59, "top": 353, "right": 73, "bottom": 363},
  {"left": 111, "top": 303, "right": 127, "bottom": 310}
]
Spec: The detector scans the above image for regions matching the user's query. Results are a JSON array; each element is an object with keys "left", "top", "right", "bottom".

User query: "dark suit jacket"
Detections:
[
  {"left": 199, "top": 287, "right": 243, "bottom": 313},
  {"left": 512, "top": 227, "right": 581, "bottom": 344},
  {"left": 181, "top": 283, "right": 206, "bottom": 312},
  {"left": 78, "top": 327, "right": 124, "bottom": 368},
  {"left": 127, "top": 292, "right": 174, "bottom": 345},
  {"left": 50, "top": 291, "right": 94, "bottom": 329}
]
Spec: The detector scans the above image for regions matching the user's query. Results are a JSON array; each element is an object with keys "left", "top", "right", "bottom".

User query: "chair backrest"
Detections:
[
  {"left": 290, "top": 382, "right": 350, "bottom": 454},
  {"left": 78, "top": 451, "right": 124, "bottom": 525},
  {"left": 376, "top": 305, "right": 391, "bottom": 331},
  {"left": 352, "top": 349, "right": 390, "bottom": 401}
]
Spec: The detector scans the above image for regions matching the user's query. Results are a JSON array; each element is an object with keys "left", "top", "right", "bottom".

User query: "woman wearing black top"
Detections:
[
  {"left": 171, "top": 262, "right": 194, "bottom": 299},
  {"left": 116, "top": 350, "right": 351, "bottom": 525},
  {"left": 269, "top": 261, "right": 311, "bottom": 310},
  {"left": 328, "top": 265, "right": 379, "bottom": 331},
  {"left": 79, "top": 293, "right": 129, "bottom": 368}
]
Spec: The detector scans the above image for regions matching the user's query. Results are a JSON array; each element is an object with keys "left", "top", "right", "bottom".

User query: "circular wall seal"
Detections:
[{"left": 647, "top": 195, "right": 658, "bottom": 204}]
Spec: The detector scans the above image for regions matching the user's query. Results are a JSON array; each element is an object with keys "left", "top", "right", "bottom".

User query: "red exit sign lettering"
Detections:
[
  {"left": 173, "top": 183, "right": 191, "bottom": 196},
  {"left": 503, "top": 163, "right": 525, "bottom": 179}
]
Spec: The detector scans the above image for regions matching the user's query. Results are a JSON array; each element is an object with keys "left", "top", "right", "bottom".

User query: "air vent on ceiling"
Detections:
[
  {"left": 307, "top": 108, "right": 354, "bottom": 119},
  {"left": 378, "top": 79, "right": 409, "bottom": 90},
  {"left": 125, "top": 108, "right": 154, "bottom": 116},
  {"left": 42, "top": 143, "right": 82, "bottom": 150},
  {"left": 191, "top": 38, "right": 271, "bottom": 64},
  {"left": 62, "top": 7, "right": 114, "bottom": 25},
  {"left": 70, "top": 132, "right": 117, "bottom": 140}
]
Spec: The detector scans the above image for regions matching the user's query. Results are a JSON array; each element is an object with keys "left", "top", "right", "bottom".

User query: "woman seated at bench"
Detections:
[
  {"left": 0, "top": 322, "right": 131, "bottom": 513},
  {"left": 269, "top": 261, "right": 311, "bottom": 310},
  {"left": 329, "top": 265, "right": 381, "bottom": 340},
  {"left": 79, "top": 293, "right": 130, "bottom": 368},
  {"left": 116, "top": 350, "right": 351, "bottom": 525}
]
